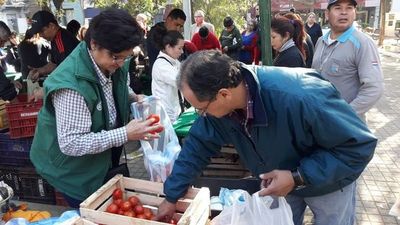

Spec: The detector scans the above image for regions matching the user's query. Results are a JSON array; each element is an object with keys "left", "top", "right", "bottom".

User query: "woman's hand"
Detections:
[{"left": 125, "top": 117, "right": 164, "bottom": 141}]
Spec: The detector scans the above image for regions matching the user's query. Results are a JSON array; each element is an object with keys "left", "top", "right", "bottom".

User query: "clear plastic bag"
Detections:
[
  {"left": 131, "top": 96, "right": 181, "bottom": 182},
  {"left": 211, "top": 191, "right": 294, "bottom": 225}
]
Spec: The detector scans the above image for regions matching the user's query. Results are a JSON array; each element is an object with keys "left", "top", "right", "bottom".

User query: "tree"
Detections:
[{"left": 192, "top": 0, "right": 250, "bottom": 36}]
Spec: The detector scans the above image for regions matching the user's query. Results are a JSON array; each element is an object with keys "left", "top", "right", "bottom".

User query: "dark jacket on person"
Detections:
[
  {"left": 219, "top": 26, "right": 243, "bottom": 60},
  {"left": 163, "top": 65, "right": 376, "bottom": 203},
  {"left": 273, "top": 46, "right": 305, "bottom": 68},
  {"left": 146, "top": 22, "right": 166, "bottom": 71},
  {"left": 306, "top": 23, "right": 323, "bottom": 47},
  {"left": 18, "top": 40, "right": 50, "bottom": 79},
  {"left": 50, "top": 28, "right": 79, "bottom": 65},
  {"left": 304, "top": 34, "right": 315, "bottom": 68},
  {"left": 0, "top": 66, "right": 17, "bottom": 100}
]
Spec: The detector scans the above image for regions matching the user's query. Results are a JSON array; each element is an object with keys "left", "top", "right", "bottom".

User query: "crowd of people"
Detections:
[{"left": 0, "top": 0, "right": 384, "bottom": 224}]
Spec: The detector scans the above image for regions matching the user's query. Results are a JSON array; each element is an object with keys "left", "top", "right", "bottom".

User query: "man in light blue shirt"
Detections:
[{"left": 312, "top": 0, "right": 383, "bottom": 122}]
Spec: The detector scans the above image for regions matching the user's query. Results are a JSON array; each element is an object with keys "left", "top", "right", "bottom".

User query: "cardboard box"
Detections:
[{"left": 80, "top": 174, "right": 210, "bottom": 225}]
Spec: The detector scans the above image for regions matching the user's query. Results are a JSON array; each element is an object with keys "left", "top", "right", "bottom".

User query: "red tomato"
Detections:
[
  {"left": 169, "top": 218, "right": 177, "bottom": 224},
  {"left": 117, "top": 209, "right": 124, "bottom": 215},
  {"left": 113, "top": 199, "right": 123, "bottom": 207},
  {"left": 152, "top": 126, "right": 164, "bottom": 134},
  {"left": 133, "top": 204, "right": 144, "bottom": 214},
  {"left": 106, "top": 203, "right": 119, "bottom": 214},
  {"left": 128, "top": 196, "right": 140, "bottom": 207},
  {"left": 147, "top": 114, "right": 160, "bottom": 125},
  {"left": 121, "top": 201, "right": 133, "bottom": 211},
  {"left": 112, "top": 188, "right": 123, "bottom": 200},
  {"left": 143, "top": 207, "right": 153, "bottom": 219},
  {"left": 123, "top": 210, "right": 136, "bottom": 217},
  {"left": 136, "top": 214, "right": 146, "bottom": 219}
]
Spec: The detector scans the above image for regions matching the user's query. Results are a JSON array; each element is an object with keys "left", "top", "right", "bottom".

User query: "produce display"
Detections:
[{"left": 105, "top": 188, "right": 177, "bottom": 224}]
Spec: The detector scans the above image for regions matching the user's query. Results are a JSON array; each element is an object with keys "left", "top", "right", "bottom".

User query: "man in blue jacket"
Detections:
[{"left": 155, "top": 50, "right": 377, "bottom": 225}]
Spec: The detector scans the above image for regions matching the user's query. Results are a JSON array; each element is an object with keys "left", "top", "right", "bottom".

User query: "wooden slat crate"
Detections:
[
  {"left": 202, "top": 146, "right": 251, "bottom": 178},
  {"left": 80, "top": 174, "right": 210, "bottom": 225}
]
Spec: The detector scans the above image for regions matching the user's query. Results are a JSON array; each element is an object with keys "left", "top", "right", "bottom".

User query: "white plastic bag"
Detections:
[
  {"left": 131, "top": 96, "right": 181, "bottom": 182},
  {"left": 211, "top": 192, "right": 294, "bottom": 225}
]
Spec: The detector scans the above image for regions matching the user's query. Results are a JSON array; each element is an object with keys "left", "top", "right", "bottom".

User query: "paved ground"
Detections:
[{"left": 125, "top": 43, "right": 400, "bottom": 225}]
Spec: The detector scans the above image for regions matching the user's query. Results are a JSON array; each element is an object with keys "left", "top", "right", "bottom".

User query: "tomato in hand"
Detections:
[
  {"left": 112, "top": 188, "right": 123, "bottom": 200},
  {"left": 147, "top": 114, "right": 160, "bottom": 125},
  {"left": 106, "top": 203, "right": 119, "bottom": 214}
]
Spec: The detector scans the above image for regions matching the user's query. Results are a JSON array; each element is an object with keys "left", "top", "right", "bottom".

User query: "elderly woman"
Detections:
[{"left": 29, "top": 9, "right": 163, "bottom": 208}]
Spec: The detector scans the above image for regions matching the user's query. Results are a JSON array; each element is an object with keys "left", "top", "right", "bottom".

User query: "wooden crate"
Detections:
[
  {"left": 202, "top": 146, "right": 251, "bottom": 178},
  {"left": 80, "top": 174, "right": 210, "bottom": 225}
]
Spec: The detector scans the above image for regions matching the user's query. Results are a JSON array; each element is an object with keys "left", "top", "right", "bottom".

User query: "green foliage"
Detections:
[{"left": 192, "top": 0, "right": 250, "bottom": 36}]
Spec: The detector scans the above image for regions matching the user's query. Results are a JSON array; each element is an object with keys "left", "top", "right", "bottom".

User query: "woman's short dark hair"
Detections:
[
  {"left": 84, "top": 8, "right": 143, "bottom": 53},
  {"left": 160, "top": 30, "right": 184, "bottom": 50},
  {"left": 178, "top": 50, "right": 243, "bottom": 102}
]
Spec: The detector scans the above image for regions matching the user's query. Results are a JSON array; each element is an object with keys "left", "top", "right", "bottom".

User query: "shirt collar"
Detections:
[
  {"left": 87, "top": 48, "right": 111, "bottom": 85},
  {"left": 323, "top": 25, "right": 355, "bottom": 44}
]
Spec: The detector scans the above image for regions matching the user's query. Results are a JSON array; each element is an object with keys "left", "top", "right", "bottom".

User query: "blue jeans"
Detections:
[{"left": 285, "top": 182, "right": 356, "bottom": 225}]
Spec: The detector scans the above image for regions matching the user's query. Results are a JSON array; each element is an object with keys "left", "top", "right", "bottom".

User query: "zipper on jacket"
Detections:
[{"left": 241, "top": 122, "right": 265, "bottom": 166}]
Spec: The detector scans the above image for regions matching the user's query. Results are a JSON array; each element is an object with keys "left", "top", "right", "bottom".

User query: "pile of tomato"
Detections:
[{"left": 105, "top": 188, "right": 177, "bottom": 224}]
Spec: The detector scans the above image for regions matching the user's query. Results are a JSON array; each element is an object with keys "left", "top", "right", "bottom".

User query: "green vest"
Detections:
[{"left": 30, "top": 42, "right": 130, "bottom": 200}]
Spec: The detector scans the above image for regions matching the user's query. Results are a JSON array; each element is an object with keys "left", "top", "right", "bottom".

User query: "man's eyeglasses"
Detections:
[{"left": 194, "top": 99, "right": 214, "bottom": 117}]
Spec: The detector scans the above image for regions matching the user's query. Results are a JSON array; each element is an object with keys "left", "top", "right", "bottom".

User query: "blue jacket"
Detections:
[{"left": 164, "top": 65, "right": 377, "bottom": 202}]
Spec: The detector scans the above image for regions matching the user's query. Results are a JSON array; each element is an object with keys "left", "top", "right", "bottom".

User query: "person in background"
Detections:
[
  {"left": 28, "top": 10, "right": 79, "bottom": 83},
  {"left": 305, "top": 12, "right": 323, "bottom": 47},
  {"left": 271, "top": 16, "right": 306, "bottom": 67},
  {"left": 220, "top": 16, "right": 242, "bottom": 60},
  {"left": 0, "top": 21, "right": 22, "bottom": 100},
  {"left": 154, "top": 50, "right": 377, "bottom": 225},
  {"left": 66, "top": 19, "right": 81, "bottom": 38},
  {"left": 191, "top": 26, "right": 220, "bottom": 51},
  {"left": 29, "top": 8, "right": 163, "bottom": 208},
  {"left": 18, "top": 29, "right": 50, "bottom": 97},
  {"left": 190, "top": 10, "right": 215, "bottom": 39},
  {"left": 152, "top": 31, "right": 185, "bottom": 122},
  {"left": 239, "top": 20, "right": 259, "bottom": 64},
  {"left": 77, "top": 26, "right": 87, "bottom": 41},
  {"left": 147, "top": 8, "right": 186, "bottom": 71},
  {"left": 312, "top": 0, "right": 383, "bottom": 122},
  {"left": 4, "top": 32, "right": 21, "bottom": 72},
  {"left": 136, "top": 13, "right": 149, "bottom": 38},
  {"left": 284, "top": 13, "right": 314, "bottom": 68}
]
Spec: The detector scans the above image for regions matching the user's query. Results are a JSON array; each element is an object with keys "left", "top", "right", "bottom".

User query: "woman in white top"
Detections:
[{"left": 151, "top": 31, "right": 184, "bottom": 123}]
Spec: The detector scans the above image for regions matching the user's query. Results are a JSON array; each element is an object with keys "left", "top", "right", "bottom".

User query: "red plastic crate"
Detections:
[{"left": 5, "top": 94, "right": 43, "bottom": 139}]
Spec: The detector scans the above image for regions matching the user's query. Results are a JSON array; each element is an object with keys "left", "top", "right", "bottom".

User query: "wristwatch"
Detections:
[{"left": 291, "top": 168, "right": 306, "bottom": 190}]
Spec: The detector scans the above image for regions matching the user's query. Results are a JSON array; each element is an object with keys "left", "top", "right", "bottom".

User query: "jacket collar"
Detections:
[
  {"left": 240, "top": 64, "right": 268, "bottom": 126},
  {"left": 73, "top": 42, "right": 98, "bottom": 83}
]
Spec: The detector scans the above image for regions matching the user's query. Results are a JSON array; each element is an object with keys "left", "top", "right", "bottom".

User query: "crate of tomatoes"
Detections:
[{"left": 80, "top": 174, "right": 210, "bottom": 225}]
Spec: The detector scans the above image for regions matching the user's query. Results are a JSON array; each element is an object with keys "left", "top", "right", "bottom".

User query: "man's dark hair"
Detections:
[
  {"left": 178, "top": 50, "right": 243, "bottom": 102},
  {"left": 0, "top": 21, "right": 11, "bottom": 41},
  {"left": 199, "top": 26, "right": 209, "bottom": 38},
  {"left": 84, "top": 8, "right": 143, "bottom": 53},
  {"left": 167, "top": 8, "right": 186, "bottom": 21},
  {"left": 160, "top": 30, "right": 184, "bottom": 50},
  {"left": 66, "top": 19, "right": 81, "bottom": 37},
  {"left": 223, "top": 17, "right": 234, "bottom": 28}
]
